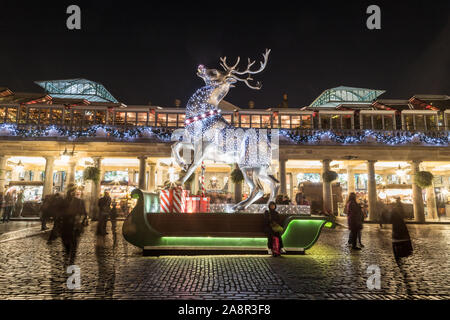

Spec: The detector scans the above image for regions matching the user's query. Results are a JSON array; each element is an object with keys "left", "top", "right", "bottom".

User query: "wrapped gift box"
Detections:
[{"left": 160, "top": 187, "right": 189, "bottom": 213}]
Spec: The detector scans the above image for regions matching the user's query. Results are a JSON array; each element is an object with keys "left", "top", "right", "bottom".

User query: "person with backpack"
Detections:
[{"left": 264, "top": 201, "right": 286, "bottom": 256}]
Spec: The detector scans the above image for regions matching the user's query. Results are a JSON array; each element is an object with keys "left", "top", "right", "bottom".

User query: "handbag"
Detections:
[{"left": 270, "top": 222, "right": 283, "bottom": 233}]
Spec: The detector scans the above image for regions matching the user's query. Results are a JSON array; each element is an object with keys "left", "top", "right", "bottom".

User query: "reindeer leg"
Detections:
[
  {"left": 179, "top": 141, "right": 214, "bottom": 185},
  {"left": 172, "top": 141, "right": 192, "bottom": 171},
  {"left": 257, "top": 166, "right": 280, "bottom": 204},
  {"left": 232, "top": 168, "right": 264, "bottom": 212}
]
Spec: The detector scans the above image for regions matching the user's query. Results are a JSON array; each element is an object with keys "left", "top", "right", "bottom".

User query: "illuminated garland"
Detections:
[
  {"left": 0, "top": 124, "right": 172, "bottom": 142},
  {"left": 279, "top": 129, "right": 450, "bottom": 146},
  {"left": 0, "top": 123, "right": 448, "bottom": 146}
]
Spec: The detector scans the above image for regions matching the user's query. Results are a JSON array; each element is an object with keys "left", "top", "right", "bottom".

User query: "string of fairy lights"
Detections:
[{"left": 0, "top": 123, "right": 449, "bottom": 145}]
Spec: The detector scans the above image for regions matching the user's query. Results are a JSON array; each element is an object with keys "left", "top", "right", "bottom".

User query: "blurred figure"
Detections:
[
  {"left": 14, "top": 189, "right": 24, "bottom": 217},
  {"left": 282, "top": 195, "right": 291, "bottom": 205},
  {"left": 110, "top": 199, "right": 118, "bottom": 236},
  {"left": 391, "top": 198, "right": 413, "bottom": 263},
  {"left": 97, "top": 191, "right": 111, "bottom": 236},
  {"left": 61, "top": 184, "right": 87, "bottom": 262},
  {"left": 345, "top": 192, "right": 363, "bottom": 250},
  {"left": 2, "top": 189, "right": 15, "bottom": 223},
  {"left": 295, "top": 191, "right": 303, "bottom": 205},
  {"left": 275, "top": 194, "right": 284, "bottom": 204}
]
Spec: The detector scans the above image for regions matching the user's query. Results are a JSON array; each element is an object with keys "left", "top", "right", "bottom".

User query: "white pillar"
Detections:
[
  {"left": 138, "top": 156, "right": 147, "bottom": 190},
  {"left": 426, "top": 183, "right": 438, "bottom": 220},
  {"left": 149, "top": 163, "right": 156, "bottom": 191},
  {"left": 322, "top": 159, "right": 333, "bottom": 214},
  {"left": 367, "top": 160, "right": 377, "bottom": 221},
  {"left": 65, "top": 159, "right": 77, "bottom": 190},
  {"left": 411, "top": 160, "right": 425, "bottom": 222},
  {"left": 89, "top": 157, "right": 103, "bottom": 218},
  {"left": 279, "top": 158, "right": 287, "bottom": 195},
  {"left": 0, "top": 155, "right": 7, "bottom": 192},
  {"left": 346, "top": 165, "right": 356, "bottom": 194},
  {"left": 43, "top": 156, "right": 55, "bottom": 197}
]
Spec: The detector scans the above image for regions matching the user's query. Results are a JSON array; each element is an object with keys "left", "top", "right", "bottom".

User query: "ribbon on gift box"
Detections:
[{"left": 160, "top": 183, "right": 189, "bottom": 213}]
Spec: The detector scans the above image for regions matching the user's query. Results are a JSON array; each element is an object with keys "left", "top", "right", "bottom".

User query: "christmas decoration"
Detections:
[
  {"left": 83, "top": 166, "right": 100, "bottom": 183},
  {"left": 414, "top": 171, "right": 434, "bottom": 188},
  {"left": 230, "top": 167, "right": 244, "bottom": 183},
  {"left": 172, "top": 49, "right": 280, "bottom": 212},
  {"left": 322, "top": 170, "right": 338, "bottom": 183}
]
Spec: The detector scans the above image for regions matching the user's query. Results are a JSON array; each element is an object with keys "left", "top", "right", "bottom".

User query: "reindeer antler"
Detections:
[
  {"left": 219, "top": 56, "right": 241, "bottom": 72},
  {"left": 231, "top": 48, "right": 271, "bottom": 75}
]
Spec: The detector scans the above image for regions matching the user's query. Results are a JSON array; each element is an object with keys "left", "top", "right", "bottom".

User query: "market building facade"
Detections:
[{"left": 1, "top": 79, "right": 449, "bottom": 221}]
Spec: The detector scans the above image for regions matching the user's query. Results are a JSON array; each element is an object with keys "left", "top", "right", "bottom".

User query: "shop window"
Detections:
[
  {"left": 18, "top": 106, "right": 27, "bottom": 124},
  {"left": 84, "top": 110, "right": 95, "bottom": 126},
  {"left": 126, "top": 112, "right": 137, "bottom": 126},
  {"left": 72, "top": 110, "right": 84, "bottom": 128},
  {"left": 251, "top": 115, "right": 261, "bottom": 128},
  {"left": 280, "top": 115, "right": 290, "bottom": 128},
  {"left": 404, "top": 115, "right": 414, "bottom": 131},
  {"left": 262, "top": 115, "right": 271, "bottom": 128},
  {"left": 148, "top": 113, "right": 155, "bottom": 126},
  {"left": 51, "top": 108, "right": 63, "bottom": 125},
  {"left": 272, "top": 113, "right": 279, "bottom": 128},
  {"left": 64, "top": 109, "right": 72, "bottom": 127},
  {"left": 0, "top": 107, "right": 5, "bottom": 123},
  {"left": 95, "top": 110, "right": 107, "bottom": 124},
  {"left": 39, "top": 108, "right": 50, "bottom": 125},
  {"left": 425, "top": 115, "right": 437, "bottom": 131},
  {"left": 136, "top": 112, "right": 147, "bottom": 126},
  {"left": 291, "top": 115, "right": 300, "bottom": 129},
  {"left": 177, "top": 114, "right": 185, "bottom": 127},
  {"left": 342, "top": 115, "right": 353, "bottom": 129},
  {"left": 27, "top": 108, "right": 39, "bottom": 125},
  {"left": 240, "top": 115, "right": 250, "bottom": 128},
  {"left": 167, "top": 114, "right": 177, "bottom": 127},
  {"left": 362, "top": 114, "right": 372, "bottom": 129},
  {"left": 157, "top": 113, "right": 167, "bottom": 126},
  {"left": 115, "top": 112, "right": 125, "bottom": 125},
  {"left": 5, "top": 107, "right": 17, "bottom": 123},
  {"left": 384, "top": 115, "right": 394, "bottom": 130},
  {"left": 373, "top": 115, "right": 382, "bottom": 130},
  {"left": 320, "top": 114, "right": 332, "bottom": 129},
  {"left": 301, "top": 115, "right": 312, "bottom": 129},
  {"left": 415, "top": 114, "right": 425, "bottom": 131}
]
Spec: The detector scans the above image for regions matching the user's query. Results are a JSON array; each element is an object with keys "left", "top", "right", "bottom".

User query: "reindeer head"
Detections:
[{"left": 197, "top": 48, "right": 271, "bottom": 90}]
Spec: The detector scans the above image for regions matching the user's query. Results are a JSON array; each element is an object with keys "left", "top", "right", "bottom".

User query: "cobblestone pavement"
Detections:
[
  {"left": 0, "top": 221, "right": 41, "bottom": 235},
  {"left": 0, "top": 222, "right": 449, "bottom": 300}
]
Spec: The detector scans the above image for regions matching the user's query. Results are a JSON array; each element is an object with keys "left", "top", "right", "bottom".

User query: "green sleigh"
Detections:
[{"left": 123, "top": 189, "right": 335, "bottom": 255}]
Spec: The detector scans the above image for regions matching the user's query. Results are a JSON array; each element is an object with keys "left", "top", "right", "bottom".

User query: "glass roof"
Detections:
[
  {"left": 309, "top": 86, "right": 385, "bottom": 108},
  {"left": 35, "top": 78, "right": 118, "bottom": 103}
]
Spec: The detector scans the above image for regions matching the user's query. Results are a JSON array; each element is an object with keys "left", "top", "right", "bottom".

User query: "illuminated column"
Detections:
[
  {"left": 0, "top": 155, "right": 6, "bottom": 192},
  {"left": 148, "top": 162, "right": 156, "bottom": 191},
  {"left": 322, "top": 159, "right": 333, "bottom": 214},
  {"left": 411, "top": 160, "right": 425, "bottom": 222},
  {"left": 288, "top": 172, "right": 294, "bottom": 201},
  {"left": 65, "top": 158, "right": 77, "bottom": 190},
  {"left": 426, "top": 182, "right": 438, "bottom": 220},
  {"left": 89, "top": 157, "right": 103, "bottom": 218},
  {"left": 138, "top": 156, "right": 147, "bottom": 190},
  {"left": 367, "top": 160, "right": 377, "bottom": 221},
  {"left": 279, "top": 158, "right": 287, "bottom": 195},
  {"left": 346, "top": 165, "right": 356, "bottom": 194},
  {"left": 43, "top": 156, "right": 55, "bottom": 197}
]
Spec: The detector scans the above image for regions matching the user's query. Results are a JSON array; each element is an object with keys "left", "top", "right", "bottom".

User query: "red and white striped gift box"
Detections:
[
  {"left": 160, "top": 189, "right": 172, "bottom": 213},
  {"left": 173, "top": 188, "right": 189, "bottom": 213}
]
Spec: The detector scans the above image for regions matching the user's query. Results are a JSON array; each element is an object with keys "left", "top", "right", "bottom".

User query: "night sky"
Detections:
[{"left": 0, "top": 0, "right": 449, "bottom": 108}]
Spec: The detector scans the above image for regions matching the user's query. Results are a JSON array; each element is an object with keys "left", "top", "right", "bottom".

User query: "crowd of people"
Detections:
[{"left": 0, "top": 187, "right": 25, "bottom": 223}]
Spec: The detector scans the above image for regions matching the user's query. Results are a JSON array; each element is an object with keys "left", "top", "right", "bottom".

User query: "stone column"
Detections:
[
  {"left": 89, "top": 157, "right": 103, "bottom": 219},
  {"left": 43, "top": 156, "right": 55, "bottom": 197},
  {"left": 0, "top": 155, "right": 6, "bottom": 192},
  {"left": 367, "top": 160, "right": 377, "bottom": 221},
  {"left": 65, "top": 158, "right": 77, "bottom": 190},
  {"left": 426, "top": 182, "right": 438, "bottom": 220},
  {"left": 346, "top": 165, "right": 356, "bottom": 194},
  {"left": 411, "top": 160, "right": 425, "bottom": 222},
  {"left": 149, "top": 163, "right": 156, "bottom": 191},
  {"left": 279, "top": 158, "right": 287, "bottom": 195},
  {"left": 138, "top": 156, "right": 147, "bottom": 190},
  {"left": 322, "top": 159, "right": 333, "bottom": 214},
  {"left": 288, "top": 172, "right": 294, "bottom": 201}
]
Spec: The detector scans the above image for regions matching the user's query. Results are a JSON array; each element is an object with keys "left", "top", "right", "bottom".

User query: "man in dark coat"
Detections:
[
  {"left": 391, "top": 198, "right": 413, "bottom": 262},
  {"left": 97, "top": 191, "right": 111, "bottom": 236},
  {"left": 346, "top": 192, "right": 363, "bottom": 250}
]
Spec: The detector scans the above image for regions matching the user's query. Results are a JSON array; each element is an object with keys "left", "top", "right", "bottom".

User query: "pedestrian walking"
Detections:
[
  {"left": 345, "top": 192, "right": 363, "bottom": 250},
  {"left": 97, "top": 191, "right": 111, "bottom": 236},
  {"left": 110, "top": 199, "right": 118, "bottom": 234},
  {"left": 264, "top": 201, "right": 286, "bottom": 256},
  {"left": 391, "top": 198, "right": 413, "bottom": 263},
  {"left": 14, "top": 189, "right": 24, "bottom": 217},
  {"left": 2, "top": 189, "right": 15, "bottom": 223}
]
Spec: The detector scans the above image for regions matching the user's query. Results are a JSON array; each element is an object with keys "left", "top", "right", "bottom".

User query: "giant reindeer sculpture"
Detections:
[{"left": 172, "top": 49, "right": 279, "bottom": 212}]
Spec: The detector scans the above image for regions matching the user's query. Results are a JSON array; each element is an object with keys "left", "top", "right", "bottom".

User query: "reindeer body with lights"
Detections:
[{"left": 171, "top": 49, "right": 279, "bottom": 212}]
